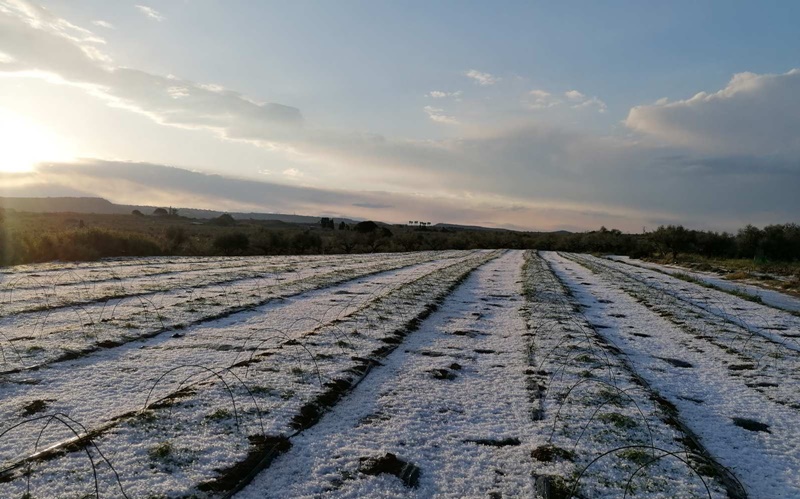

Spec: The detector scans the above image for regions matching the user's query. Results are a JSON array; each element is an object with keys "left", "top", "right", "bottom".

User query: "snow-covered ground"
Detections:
[
  {"left": 237, "top": 250, "right": 536, "bottom": 498},
  {"left": 608, "top": 255, "right": 800, "bottom": 313},
  {"left": 549, "top": 252, "right": 800, "bottom": 498},
  {"left": 0, "top": 251, "right": 465, "bottom": 371},
  {"left": 1, "top": 250, "right": 798, "bottom": 498}
]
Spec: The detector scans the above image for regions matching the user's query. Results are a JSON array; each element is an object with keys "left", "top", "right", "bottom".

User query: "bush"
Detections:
[
  {"left": 211, "top": 214, "right": 237, "bottom": 227},
  {"left": 212, "top": 232, "right": 249, "bottom": 255},
  {"left": 165, "top": 226, "right": 188, "bottom": 251}
]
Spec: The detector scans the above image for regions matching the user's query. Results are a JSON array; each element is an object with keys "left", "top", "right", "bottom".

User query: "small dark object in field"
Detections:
[
  {"left": 449, "top": 362, "right": 462, "bottom": 370},
  {"left": 657, "top": 357, "right": 693, "bottom": 368},
  {"left": 171, "top": 332, "right": 184, "bottom": 338},
  {"left": 359, "top": 453, "right": 421, "bottom": 488},
  {"left": 417, "top": 350, "right": 446, "bottom": 357},
  {"left": 97, "top": 340, "right": 123, "bottom": 348},
  {"left": 747, "top": 382, "right": 779, "bottom": 388},
  {"left": 198, "top": 435, "right": 291, "bottom": 492},
  {"left": 728, "top": 364, "right": 755, "bottom": 371},
  {"left": 535, "top": 474, "right": 573, "bottom": 499},
  {"left": 732, "top": 417, "right": 771, "bottom": 433},
  {"left": 531, "top": 445, "right": 575, "bottom": 462},
  {"left": 465, "top": 437, "right": 521, "bottom": 447},
  {"left": 430, "top": 368, "right": 456, "bottom": 380},
  {"left": 452, "top": 329, "right": 482, "bottom": 337},
  {"left": 474, "top": 348, "right": 496, "bottom": 354},
  {"left": 22, "top": 399, "right": 50, "bottom": 416}
]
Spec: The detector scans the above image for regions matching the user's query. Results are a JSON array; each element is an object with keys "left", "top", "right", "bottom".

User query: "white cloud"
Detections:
[
  {"left": 167, "top": 86, "right": 190, "bottom": 99},
  {"left": 572, "top": 95, "right": 607, "bottom": 113},
  {"left": 135, "top": 5, "right": 164, "bottom": 22},
  {"left": 423, "top": 105, "right": 460, "bottom": 125},
  {"left": 560, "top": 90, "right": 606, "bottom": 112},
  {"left": 282, "top": 168, "right": 303, "bottom": 177},
  {"left": 564, "top": 90, "right": 585, "bottom": 101},
  {"left": 198, "top": 83, "right": 227, "bottom": 93},
  {"left": 0, "top": 1, "right": 302, "bottom": 141},
  {"left": 465, "top": 69, "right": 499, "bottom": 86},
  {"left": 626, "top": 68, "right": 800, "bottom": 155},
  {"left": 1, "top": 1, "right": 798, "bottom": 230},
  {"left": 527, "top": 89, "right": 561, "bottom": 109},
  {"left": 0, "top": 51, "right": 16, "bottom": 63},
  {"left": 92, "top": 20, "right": 114, "bottom": 29},
  {"left": 427, "top": 90, "right": 462, "bottom": 99}
]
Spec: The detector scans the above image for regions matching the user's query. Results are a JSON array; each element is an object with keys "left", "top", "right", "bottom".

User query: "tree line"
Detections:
[{"left": 1, "top": 207, "right": 797, "bottom": 266}]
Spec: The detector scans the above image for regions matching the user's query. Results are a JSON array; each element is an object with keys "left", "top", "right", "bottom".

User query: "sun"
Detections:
[{"left": 0, "top": 108, "right": 74, "bottom": 173}]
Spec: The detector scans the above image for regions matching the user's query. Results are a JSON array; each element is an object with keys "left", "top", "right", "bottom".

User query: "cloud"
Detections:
[
  {"left": 524, "top": 88, "right": 605, "bottom": 113},
  {"left": 0, "top": 1, "right": 303, "bottom": 141},
  {"left": 92, "top": 20, "right": 114, "bottom": 29},
  {"left": 564, "top": 90, "right": 585, "bottom": 101},
  {"left": 465, "top": 69, "right": 499, "bottom": 86},
  {"left": 353, "top": 202, "right": 393, "bottom": 209},
  {"left": 423, "top": 106, "right": 459, "bottom": 125},
  {"left": 282, "top": 168, "right": 303, "bottom": 178},
  {"left": 563, "top": 90, "right": 606, "bottom": 112},
  {"left": 626, "top": 68, "right": 800, "bottom": 156},
  {"left": 427, "top": 90, "right": 462, "bottom": 99},
  {"left": 1, "top": 2, "right": 798, "bottom": 231},
  {"left": 527, "top": 89, "right": 561, "bottom": 109},
  {"left": 6, "top": 159, "right": 652, "bottom": 230},
  {"left": 135, "top": 5, "right": 164, "bottom": 22},
  {"left": 572, "top": 96, "right": 607, "bottom": 112}
]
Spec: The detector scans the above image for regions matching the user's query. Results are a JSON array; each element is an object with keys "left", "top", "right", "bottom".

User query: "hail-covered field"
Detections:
[{"left": 1, "top": 250, "right": 798, "bottom": 498}]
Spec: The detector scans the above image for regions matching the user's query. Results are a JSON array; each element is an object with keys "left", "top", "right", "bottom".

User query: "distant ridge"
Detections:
[
  {"left": 0, "top": 196, "right": 359, "bottom": 225},
  {"left": 435, "top": 222, "right": 510, "bottom": 232},
  {"left": 0, "top": 197, "right": 125, "bottom": 214},
  {"left": 0, "top": 197, "right": 559, "bottom": 233}
]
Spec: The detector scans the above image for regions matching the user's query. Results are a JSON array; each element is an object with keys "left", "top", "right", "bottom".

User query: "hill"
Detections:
[{"left": 0, "top": 197, "right": 359, "bottom": 225}]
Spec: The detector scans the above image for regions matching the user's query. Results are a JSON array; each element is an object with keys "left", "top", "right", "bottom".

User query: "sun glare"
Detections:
[{"left": 0, "top": 109, "right": 74, "bottom": 173}]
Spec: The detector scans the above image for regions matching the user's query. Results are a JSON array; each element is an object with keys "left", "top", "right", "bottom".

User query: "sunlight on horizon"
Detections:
[{"left": 0, "top": 108, "right": 74, "bottom": 173}]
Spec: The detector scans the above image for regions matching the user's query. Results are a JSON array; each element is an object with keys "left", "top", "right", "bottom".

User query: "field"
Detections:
[{"left": 1, "top": 250, "right": 799, "bottom": 498}]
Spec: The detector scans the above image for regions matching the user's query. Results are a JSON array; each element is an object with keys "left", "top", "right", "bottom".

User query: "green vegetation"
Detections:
[
  {"left": 1, "top": 208, "right": 798, "bottom": 279},
  {"left": 148, "top": 441, "right": 174, "bottom": 461}
]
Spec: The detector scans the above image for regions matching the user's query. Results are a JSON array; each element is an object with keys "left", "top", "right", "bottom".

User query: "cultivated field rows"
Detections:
[
  {"left": 607, "top": 256, "right": 800, "bottom": 313},
  {"left": 521, "top": 252, "right": 733, "bottom": 499},
  {"left": 0, "top": 251, "right": 469, "bottom": 371},
  {"left": 1, "top": 250, "right": 798, "bottom": 498},
  {"left": 0, "top": 250, "right": 498, "bottom": 497},
  {"left": 236, "top": 250, "right": 537, "bottom": 498},
  {"left": 545, "top": 251, "right": 800, "bottom": 498},
  {"left": 0, "top": 253, "right": 424, "bottom": 317}
]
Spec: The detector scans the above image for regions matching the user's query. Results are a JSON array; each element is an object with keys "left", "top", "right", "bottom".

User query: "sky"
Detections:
[{"left": 0, "top": 0, "right": 799, "bottom": 232}]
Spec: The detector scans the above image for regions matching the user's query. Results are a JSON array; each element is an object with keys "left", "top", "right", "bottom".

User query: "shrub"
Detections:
[{"left": 212, "top": 232, "right": 249, "bottom": 255}]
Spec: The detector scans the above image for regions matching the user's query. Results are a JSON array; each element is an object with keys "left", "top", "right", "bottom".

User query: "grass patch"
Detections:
[
  {"left": 148, "top": 441, "right": 174, "bottom": 461},
  {"left": 597, "top": 412, "right": 638, "bottom": 429}
]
